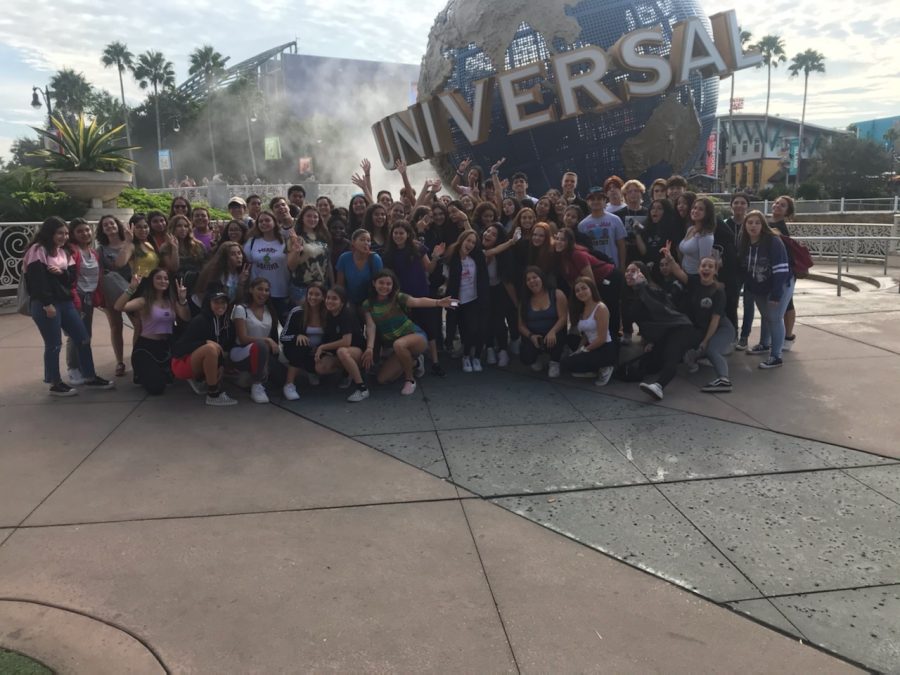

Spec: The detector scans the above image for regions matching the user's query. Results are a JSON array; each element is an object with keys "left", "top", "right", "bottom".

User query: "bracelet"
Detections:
[{"left": 125, "top": 288, "right": 135, "bottom": 296}]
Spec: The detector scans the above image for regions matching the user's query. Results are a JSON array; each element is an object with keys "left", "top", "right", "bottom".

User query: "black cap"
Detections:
[{"left": 587, "top": 187, "right": 607, "bottom": 199}]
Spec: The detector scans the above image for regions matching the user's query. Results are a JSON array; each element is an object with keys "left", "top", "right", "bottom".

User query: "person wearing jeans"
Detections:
[
  {"left": 23, "top": 216, "right": 113, "bottom": 396},
  {"left": 737, "top": 210, "right": 793, "bottom": 369}
]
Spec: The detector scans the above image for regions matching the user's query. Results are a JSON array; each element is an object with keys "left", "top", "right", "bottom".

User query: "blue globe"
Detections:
[{"left": 419, "top": 0, "right": 719, "bottom": 193}]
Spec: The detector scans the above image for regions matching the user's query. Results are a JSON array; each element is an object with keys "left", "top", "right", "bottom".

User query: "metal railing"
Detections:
[
  {"left": 709, "top": 196, "right": 900, "bottom": 214},
  {"left": 792, "top": 235, "right": 900, "bottom": 296}
]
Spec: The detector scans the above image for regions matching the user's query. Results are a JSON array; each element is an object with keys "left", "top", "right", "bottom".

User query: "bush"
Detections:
[
  {"left": 0, "top": 168, "right": 86, "bottom": 222},
  {"left": 118, "top": 187, "right": 229, "bottom": 220},
  {"left": 796, "top": 182, "right": 824, "bottom": 200}
]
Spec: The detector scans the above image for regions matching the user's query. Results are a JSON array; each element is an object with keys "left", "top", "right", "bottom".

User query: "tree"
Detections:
[
  {"left": 102, "top": 41, "right": 135, "bottom": 181},
  {"left": 885, "top": 125, "right": 900, "bottom": 189},
  {"left": 132, "top": 51, "right": 176, "bottom": 187},
  {"left": 725, "top": 28, "right": 752, "bottom": 191},
  {"left": 811, "top": 135, "right": 889, "bottom": 198},
  {"left": 188, "top": 45, "right": 228, "bottom": 177},
  {"left": 49, "top": 68, "right": 93, "bottom": 122},
  {"left": 788, "top": 49, "right": 826, "bottom": 187},
  {"left": 754, "top": 34, "right": 786, "bottom": 187},
  {"left": 88, "top": 90, "right": 126, "bottom": 125}
]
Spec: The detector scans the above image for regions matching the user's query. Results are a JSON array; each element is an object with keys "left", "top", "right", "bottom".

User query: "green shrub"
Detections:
[
  {"left": 118, "top": 187, "right": 229, "bottom": 220},
  {"left": 0, "top": 168, "right": 86, "bottom": 221}
]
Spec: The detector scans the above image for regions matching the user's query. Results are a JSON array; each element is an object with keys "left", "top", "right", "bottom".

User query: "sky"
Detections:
[{"left": 0, "top": 0, "right": 898, "bottom": 164}]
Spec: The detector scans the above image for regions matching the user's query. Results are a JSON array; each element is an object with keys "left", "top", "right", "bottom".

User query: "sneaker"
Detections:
[
  {"left": 572, "top": 371, "right": 596, "bottom": 378},
  {"left": 347, "top": 386, "right": 370, "bottom": 402},
  {"left": 430, "top": 363, "right": 446, "bottom": 377},
  {"left": 683, "top": 348, "right": 701, "bottom": 374},
  {"left": 701, "top": 378, "right": 733, "bottom": 393},
  {"left": 206, "top": 391, "right": 238, "bottom": 406},
  {"left": 450, "top": 344, "right": 463, "bottom": 359},
  {"left": 49, "top": 382, "right": 78, "bottom": 397},
  {"left": 415, "top": 354, "right": 426, "bottom": 378},
  {"left": 250, "top": 383, "right": 269, "bottom": 403},
  {"left": 471, "top": 357, "right": 483, "bottom": 372},
  {"left": 497, "top": 350, "right": 510, "bottom": 367},
  {"left": 746, "top": 343, "right": 770, "bottom": 355},
  {"left": 758, "top": 356, "right": 783, "bottom": 369},
  {"left": 308, "top": 373, "right": 320, "bottom": 386},
  {"left": 462, "top": 356, "right": 473, "bottom": 373},
  {"left": 595, "top": 366, "right": 614, "bottom": 387},
  {"left": 338, "top": 376, "right": 353, "bottom": 389},
  {"left": 548, "top": 361, "right": 561, "bottom": 378},
  {"left": 735, "top": 336, "right": 749, "bottom": 350},
  {"left": 697, "top": 357, "right": 713, "bottom": 368},
  {"left": 83, "top": 376, "right": 115, "bottom": 390},
  {"left": 67, "top": 368, "right": 85, "bottom": 386},
  {"left": 782, "top": 335, "right": 796, "bottom": 352},
  {"left": 620, "top": 333, "right": 633, "bottom": 345},
  {"left": 639, "top": 381, "right": 664, "bottom": 401},
  {"left": 509, "top": 338, "right": 521, "bottom": 355},
  {"left": 401, "top": 380, "right": 417, "bottom": 396},
  {"left": 282, "top": 383, "right": 300, "bottom": 401},
  {"left": 485, "top": 347, "right": 497, "bottom": 365},
  {"left": 187, "top": 378, "right": 208, "bottom": 395}
]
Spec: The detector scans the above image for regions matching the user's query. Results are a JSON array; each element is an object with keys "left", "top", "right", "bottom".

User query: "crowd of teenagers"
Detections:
[{"left": 22, "top": 160, "right": 803, "bottom": 404}]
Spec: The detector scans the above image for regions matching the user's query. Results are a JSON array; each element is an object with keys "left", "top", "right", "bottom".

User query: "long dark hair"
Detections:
[
  {"left": 96, "top": 214, "right": 126, "bottom": 246},
  {"left": 691, "top": 197, "right": 718, "bottom": 235},
  {"left": 383, "top": 220, "right": 420, "bottom": 267},
  {"left": 29, "top": 216, "right": 68, "bottom": 252},
  {"left": 519, "top": 265, "right": 552, "bottom": 323},
  {"left": 570, "top": 275, "right": 603, "bottom": 324}
]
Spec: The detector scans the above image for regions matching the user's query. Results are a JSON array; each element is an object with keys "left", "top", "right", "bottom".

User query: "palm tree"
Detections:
[
  {"left": 788, "top": 49, "right": 826, "bottom": 186},
  {"left": 132, "top": 50, "right": 176, "bottom": 187},
  {"left": 101, "top": 41, "right": 135, "bottom": 181},
  {"left": 725, "top": 28, "right": 752, "bottom": 191},
  {"left": 49, "top": 69, "right": 93, "bottom": 122},
  {"left": 188, "top": 45, "right": 228, "bottom": 178},
  {"left": 754, "top": 35, "right": 786, "bottom": 188}
]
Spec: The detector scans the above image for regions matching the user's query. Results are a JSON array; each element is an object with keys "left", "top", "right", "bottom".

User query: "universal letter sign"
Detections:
[{"left": 372, "top": 10, "right": 760, "bottom": 169}]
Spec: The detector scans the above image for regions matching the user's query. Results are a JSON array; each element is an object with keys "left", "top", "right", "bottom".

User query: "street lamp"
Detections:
[{"left": 31, "top": 85, "right": 53, "bottom": 126}]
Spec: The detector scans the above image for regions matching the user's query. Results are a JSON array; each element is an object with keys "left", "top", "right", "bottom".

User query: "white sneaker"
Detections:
[
  {"left": 497, "top": 350, "right": 510, "bottom": 367},
  {"left": 509, "top": 338, "right": 520, "bottom": 355},
  {"left": 206, "top": 391, "right": 237, "bottom": 406},
  {"left": 67, "top": 368, "right": 85, "bottom": 386},
  {"left": 308, "top": 373, "right": 320, "bottom": 386},
  {"left": 347, "top": 387, "right": 370, "bottom": 402},
  {"left": 485, "top": 348, "right": 497, "bottom": 365},
  {"left": 415, "top": 354, "right": 426, "bottom": 378},
  {"left": 782, "top": 335, "right": 796, "bottom": 352},
  {"left": 250, "top": 383, "right": 269, "bottom": 404},
  {"left": 282, "top": 383, "right": 300, "bottom": 401},
  {"left": 639, "top": 382, "right": 664, "bottom": 401},
  {"left": 472, "top": 357, "right": 483, "bottom": 372},
  {"left": 548, "top": 361, "right": 561, "bottom": 378},
  {"left": 595, "top": 366, "right": 614, "bottom": 387},
  {"left": 462, "top": 356, "right": 473, "bottom": 373},
  {"left": 400, "top": 380, "right": 417, "bottom": 396}
]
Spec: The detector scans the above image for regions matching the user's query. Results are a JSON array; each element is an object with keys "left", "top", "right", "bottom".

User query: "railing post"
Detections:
[
  {"left": 895, "top": 196, "right": 899, "bottom": 213},
  {"left": 840, "top": 197, "right": 846, "bottom": 214},
  {"left": 837, "top": 239, "right": 842, "bottom": 297},
  {"left": 763, "top": 199, "right": 769, "bottom": 215}
]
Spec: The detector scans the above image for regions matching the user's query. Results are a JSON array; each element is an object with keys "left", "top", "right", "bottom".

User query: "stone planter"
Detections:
[{"left": 50, "top": 171, "right": 133, "bottom": 221}]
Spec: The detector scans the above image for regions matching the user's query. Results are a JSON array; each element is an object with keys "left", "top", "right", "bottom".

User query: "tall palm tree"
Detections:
[
  {"left": 726, "top": 28, "right": 752, "bottom": 191},
  {"left": 132, "top": 50, "right": 176, "bottom": 187},
  {"left": 49, "top": 68, "right": 93, "bottom": 122},
  {"left": 101, "top": 42, "right": 135, "bottom": 178},
  {"left": 788, "top": 49, "right": 826, "bottom": 187},
  {"left": 754, "top": 34, "right": 786, "bottom": 188},
  {"left": 188, "top": 45, "right": 228, "bottom": 178}
]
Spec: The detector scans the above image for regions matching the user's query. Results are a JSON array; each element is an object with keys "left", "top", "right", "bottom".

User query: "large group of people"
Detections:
[{"left": 22, "top": 160, "right": 801, "bottom": 404}]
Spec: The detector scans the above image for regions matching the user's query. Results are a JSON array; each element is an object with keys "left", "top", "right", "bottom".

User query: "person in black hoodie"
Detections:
[
  {"left": 171, "top": 290, "right": 237, "bottom": 406},
  {"left": 625, "top": 262, "right": 698, "bottom": 402},
  {"left": 23, "top": 217, "right": 114, "bottom": 396}
]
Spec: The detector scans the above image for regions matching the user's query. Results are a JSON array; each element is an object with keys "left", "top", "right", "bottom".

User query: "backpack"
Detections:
[{"left": 780, "top": 235, "right": 813, "bottom": 279}]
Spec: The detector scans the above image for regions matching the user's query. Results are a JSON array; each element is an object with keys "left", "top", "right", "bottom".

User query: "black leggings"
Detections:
[
  {"left": 283, "top": 342, "right": 316, "bottom": 372},
  {"left": 642, "top": 325, "right": 701, "bottom": 388},
  {"left": 561, "top": 341, "right": 619, "bottom": 373},
  {"left": 456, "top": 298, "right": 486, "bottom": 356},
  {"left": 132, "top": 336, "right": 172, "bottom": 395},
  {"left": 519, "top": 328, "right": 566, "bottom": 364}
]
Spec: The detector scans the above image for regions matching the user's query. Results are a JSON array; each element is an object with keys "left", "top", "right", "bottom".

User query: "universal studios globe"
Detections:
[{"left": 418, "top": 0, "right": 719, "bottom": 193}]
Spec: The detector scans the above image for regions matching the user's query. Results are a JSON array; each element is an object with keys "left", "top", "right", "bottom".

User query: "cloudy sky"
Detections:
[{"left": 0, "top": 0, "right": 898, "bottom": 163}]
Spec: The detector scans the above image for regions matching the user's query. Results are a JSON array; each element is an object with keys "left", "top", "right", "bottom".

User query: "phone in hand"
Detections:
[{"left": 449, "top": 299, "right": 459, "bottom": 308}]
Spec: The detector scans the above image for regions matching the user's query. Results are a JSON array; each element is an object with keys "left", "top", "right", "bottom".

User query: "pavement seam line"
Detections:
[
  {"left": 799, "top": 321, "right": 900, "bottom": 356},
  {"left": 837, "top": 467, "right": 900, "bottom": 507},
  {"left": 745, "top": 580, "right": 900, "bottom": 601},
  {"left": 0, "top": 597, "right": 171, "bottom": 674}
]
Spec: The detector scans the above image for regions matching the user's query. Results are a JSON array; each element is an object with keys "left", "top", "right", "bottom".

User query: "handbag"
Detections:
[{"left": 16, "top": 278, "right": 31, "bottom": 316}]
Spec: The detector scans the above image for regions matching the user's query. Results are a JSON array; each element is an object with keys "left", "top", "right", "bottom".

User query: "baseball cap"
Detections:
[
  {"left": 587, "top": 187, "right": 607, "bottom": 199},
  {"left": 228, "top": 196, "right": 247, "bottom": 208}
]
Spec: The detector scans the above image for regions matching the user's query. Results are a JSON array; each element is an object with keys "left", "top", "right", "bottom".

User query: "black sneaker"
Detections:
[
  {"left": 83, "top": 376, "right": 115, "bottom": 390},
  {"left": 431, "top": 363, "right": 446, "bottom": 377},
  {"left": 701, "top": 378, "right": 733, "bottom": 393},
  {"left": 758, "top": 357, "right": 783, "bottom": 369},
  {"left": 49, "top": 382, "right": 78, "bottom": 397}
]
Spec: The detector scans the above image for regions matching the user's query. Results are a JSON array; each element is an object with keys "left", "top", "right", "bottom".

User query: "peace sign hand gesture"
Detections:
[
  {"left": 490, "top": 157, "right": 506, "bottom": 174},
  {"left": 175, "top": 278, "right": 188, "bottom": 302}
]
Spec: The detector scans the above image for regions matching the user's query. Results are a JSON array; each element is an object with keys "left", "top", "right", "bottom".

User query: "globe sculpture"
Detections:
[{"left": 419, "top": 0, "right": 719, "bottom": 193}]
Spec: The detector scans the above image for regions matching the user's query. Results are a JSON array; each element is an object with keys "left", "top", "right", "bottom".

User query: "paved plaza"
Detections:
[{"left": 1, "top": 270, "right": 899, "bottom": 673}]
